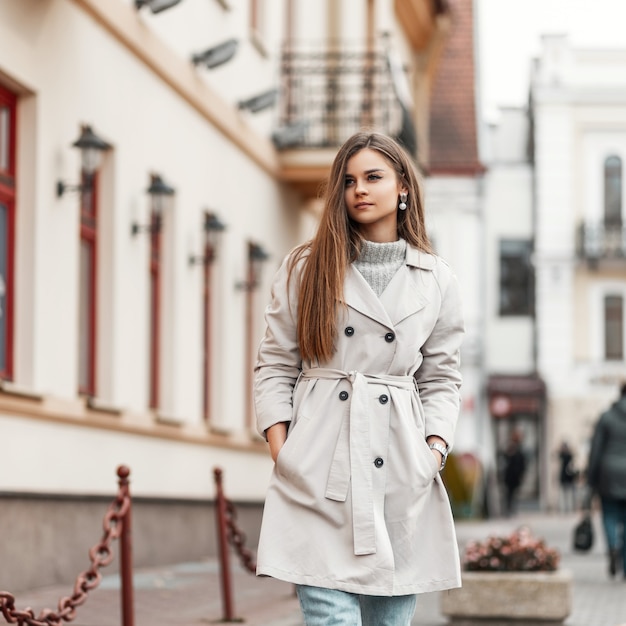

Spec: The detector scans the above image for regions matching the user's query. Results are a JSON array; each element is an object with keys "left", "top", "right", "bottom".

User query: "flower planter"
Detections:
[{"left": 440, "top": 569, "right": 573, "bottom": 623}]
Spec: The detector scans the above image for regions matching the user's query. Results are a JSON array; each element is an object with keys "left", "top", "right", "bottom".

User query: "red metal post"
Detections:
[
  {"left": 117, "top": 465, "right": 135, "bottom": 626},
  {"left": 214, "top": 467, "right": 236, "bottom": 622}
]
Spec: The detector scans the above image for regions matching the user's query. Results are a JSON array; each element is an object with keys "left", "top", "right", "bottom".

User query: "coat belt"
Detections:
[{"left": 299, "top": 368, "right": 416, "bottom": 556}]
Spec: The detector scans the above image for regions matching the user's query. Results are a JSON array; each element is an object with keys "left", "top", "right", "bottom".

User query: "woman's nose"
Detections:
[{"left": 355, "top": 179, "right": 367, "bottom": 195}]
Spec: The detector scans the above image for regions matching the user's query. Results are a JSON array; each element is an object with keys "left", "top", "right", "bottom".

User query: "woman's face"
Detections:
[{"left": 344, "top": 148, "right": 406, "bottom": 242}]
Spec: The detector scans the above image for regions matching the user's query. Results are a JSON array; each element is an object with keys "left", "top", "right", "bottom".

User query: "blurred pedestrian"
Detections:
[
  {"left": 502, "top": 430, "right": 526, "bottom": 517},
  {"left": 558, "top": 441, "right": 578, "bottom": 513},
  {"left": 587, "top": 383, "right": 626, "bottom": 579},
  {"left": 254, "top": 132, "right": 465, "bottom": 625}
]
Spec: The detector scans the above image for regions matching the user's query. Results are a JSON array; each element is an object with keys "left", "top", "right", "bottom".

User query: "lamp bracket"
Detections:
[
  {"left": 56, "top": 180, "right": 90, "bottom": 198},
  {"left": 131, "top": 222, "right": 161, "bottom": 236},
  {"left": 189, "top": 252, "right": 215, "bottom": 266}
]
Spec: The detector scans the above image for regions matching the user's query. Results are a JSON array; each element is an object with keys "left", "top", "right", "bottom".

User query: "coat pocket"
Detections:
[{"left": 275, "top": 413, "right": 313, "bottom": 478}]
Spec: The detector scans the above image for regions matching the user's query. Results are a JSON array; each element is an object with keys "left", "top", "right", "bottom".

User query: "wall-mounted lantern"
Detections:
[
  {"left": 237, "top": 88, "right": 278, "bottom": 113},
  {"left": 189, "top": 212, "right": 227, "bottom": 265},
  {"left": 191, "top": 39, "right": 239, "bottom": 69},
  {"left": 271, "top": 120, "right": 309, "bottom": 150},
  {"left": 131, "top": 173, "right": 175, "bottom": 236},
  {"left": 135, "top": 0, "right": 183, "bottom": 14},
  {"left": 236, "top": 242, "right": 269, "bottom": 290},
  {"left": 56, "top": 124, "right": 111, "bottom": 197}
]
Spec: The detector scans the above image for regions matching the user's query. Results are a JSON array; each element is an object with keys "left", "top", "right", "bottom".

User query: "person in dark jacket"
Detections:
[
  {"left": 587, "top": 383, "right": 626, "bottom": 579},
  {"left": 502, "top": 430, "right": 526, "bottom": 517},
  {"left": 558, "top": 441, "right": 578, "bottom": 513}
]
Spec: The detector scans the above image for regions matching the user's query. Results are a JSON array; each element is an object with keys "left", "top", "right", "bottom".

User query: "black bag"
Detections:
[{"left": 573, "top": 514, "right": 594, "bottom": 552}]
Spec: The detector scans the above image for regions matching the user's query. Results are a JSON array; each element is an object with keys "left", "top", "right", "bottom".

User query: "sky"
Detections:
[{"left": 477, "top": 0, "right": 626, "bottom": 121}]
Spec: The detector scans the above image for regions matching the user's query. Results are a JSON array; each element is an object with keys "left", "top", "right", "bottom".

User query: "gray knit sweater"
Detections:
[{"left": 354, "top": 238, "right": 407, "bottom": 297}]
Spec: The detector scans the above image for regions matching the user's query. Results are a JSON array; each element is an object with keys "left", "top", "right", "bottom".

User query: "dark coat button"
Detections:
[
  {"left": 345, "top": 326, "right": 355, "bottom": 337},
  {"left": 374, "top": 457, "right": 384, "bottom": 468},
  {"left": 339, "top": 391, "right": 349, "bottom": 401},
  {"left": 384, "top": 332, "right": 395, "bottom": 343},
  {"left": 379, "top": 394, "right": 389, "bottom": 404}
]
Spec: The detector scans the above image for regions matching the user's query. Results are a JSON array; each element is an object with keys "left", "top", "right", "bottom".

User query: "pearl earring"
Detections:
[{"left": 398, "top": 192, "right": 408, "bottom": 211}]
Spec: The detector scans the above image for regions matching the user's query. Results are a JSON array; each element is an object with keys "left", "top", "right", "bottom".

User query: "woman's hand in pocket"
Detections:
[{"left": 266, "top": 422, "right": 289, "bottom": 463}]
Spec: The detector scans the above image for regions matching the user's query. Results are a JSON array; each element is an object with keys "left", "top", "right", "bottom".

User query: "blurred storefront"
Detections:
[{"left": 487, "top": 374, "right": 546, "bottom": 512}]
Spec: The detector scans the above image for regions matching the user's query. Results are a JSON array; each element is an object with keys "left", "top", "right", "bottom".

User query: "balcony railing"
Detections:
[
  {"left": 274, "top": 42, "right": 415, "bottom": 152},
  {"left": 577, "top": 221, "right": 626, "bottom": 263}
]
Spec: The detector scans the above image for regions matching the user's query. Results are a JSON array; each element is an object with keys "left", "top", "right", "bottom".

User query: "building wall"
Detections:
[
  {"left": 483, "top": 124, "right": 534, "bottom": 375},
  {"left": 0, "top": 0, "right": 300, "bottom": 588},
  {"left": 425, "top": 175, "right": 484, "bottom": 454}
]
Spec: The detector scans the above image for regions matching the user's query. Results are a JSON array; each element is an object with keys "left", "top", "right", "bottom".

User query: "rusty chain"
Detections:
[
  {"left": 0, "top": 470, "right": 131, "bottom": 626},
  {"left": 224, "top": 499, "right": 256, "bottom": 574}
]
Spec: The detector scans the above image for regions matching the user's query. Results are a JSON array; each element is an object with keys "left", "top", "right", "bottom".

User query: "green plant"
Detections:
[{"left": 463, "top": 526, "right": 560, "bottom": 572}]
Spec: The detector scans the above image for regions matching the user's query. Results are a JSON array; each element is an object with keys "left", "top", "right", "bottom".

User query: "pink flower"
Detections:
[{"left": 462, "top": 528, "right": 560, "bottom": 572}]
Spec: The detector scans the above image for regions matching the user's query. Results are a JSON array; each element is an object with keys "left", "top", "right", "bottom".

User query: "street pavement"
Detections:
[{"left": 7, "top": 511, "right": 625, "bottom": 626}]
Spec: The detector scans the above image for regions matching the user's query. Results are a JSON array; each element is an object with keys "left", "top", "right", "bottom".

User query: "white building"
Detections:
[
  {"left": 0, "top": 0, "right": 454, "bottom": 590},
  {"left": 532, "top": 35, "right": 626, "bottom": 508},
  {"left": 482, "top": 106, "right": 542, "bottom": 512}
]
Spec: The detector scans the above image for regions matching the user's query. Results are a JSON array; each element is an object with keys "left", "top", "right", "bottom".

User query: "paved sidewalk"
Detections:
[{"left": 7, "top": 511, "right": 625, "bottom": 626}]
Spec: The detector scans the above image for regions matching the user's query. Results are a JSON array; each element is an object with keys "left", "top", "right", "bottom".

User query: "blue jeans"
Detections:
[
  {"left": 601, "top": 497, "right": 626, "bottom": 573},
  {"left": 296, "top": 585, "right": 417, "bottom": 626}
]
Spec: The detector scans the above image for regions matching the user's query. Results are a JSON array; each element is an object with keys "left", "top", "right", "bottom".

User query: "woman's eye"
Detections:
[
  {"left": 368, "top": 174, "right": 382, "bottom": 181},
  {"left": 345, "top": 178, "right": 354, "bottom": 187}
]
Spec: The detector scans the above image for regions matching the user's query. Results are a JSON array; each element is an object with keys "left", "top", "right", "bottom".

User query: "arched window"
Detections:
[{"left": 604, "top": 155, "right": 622, "bottom": 225}]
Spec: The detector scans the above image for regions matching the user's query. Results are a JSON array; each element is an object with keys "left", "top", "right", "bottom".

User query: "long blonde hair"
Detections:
[{"left": 290, "top": 132, "right": 432, "bottom": 363}]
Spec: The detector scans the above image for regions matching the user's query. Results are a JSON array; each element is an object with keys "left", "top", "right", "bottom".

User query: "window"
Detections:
[
  {"left": 604, "top": 155, "right": 622, "bottom": 225},
  {"left": 149, "top": 210, "right": 162, "bottom": 409},
  {"left": 78, "top": 172, "right": 98, "bottom": 395},
  {"left": 250, "top": 0, "right": 267, "bottom": 54},
  {"left": 499, "top": 239, "right": 534, "bottom": 316},
  {"left": 0, "top": 85, "right": 16, "bottom": 381},
  {"left": 604, "top": 295, "right": 623, "bottom": 361}
]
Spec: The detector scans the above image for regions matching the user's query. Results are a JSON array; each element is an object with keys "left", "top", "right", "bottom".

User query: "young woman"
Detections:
[{"left": 254, "top": 132, "right": 464, "bottom": 625}]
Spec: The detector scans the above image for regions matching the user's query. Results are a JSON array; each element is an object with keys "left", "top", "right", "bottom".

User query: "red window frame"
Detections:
[
  {"left": 0, "top": 84, "right": 17, "bottom": 381},
  {"left": 78, "top": 171, "right": 98, "bottom": 396},
  {"left": 149, "top": 211, "right": 162, "bottom": 409}
]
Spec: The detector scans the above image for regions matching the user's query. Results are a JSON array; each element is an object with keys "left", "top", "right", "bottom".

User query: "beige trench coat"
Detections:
[{"left": 254, "top": 245, "right": 464, "bottom": 596}]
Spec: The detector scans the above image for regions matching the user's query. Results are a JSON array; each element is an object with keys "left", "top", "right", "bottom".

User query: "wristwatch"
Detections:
[{"left": 429, "top": 442, "right": 449, "bottom": 471}]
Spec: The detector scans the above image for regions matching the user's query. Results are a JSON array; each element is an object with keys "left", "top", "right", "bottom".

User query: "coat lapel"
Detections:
[
  {"left": 380, "top": 264, "right": 430, "bottom": 326},
  {"left": 343, "top": 246, "right": 435, "bottom": 329},
  {"left": 343, "top": 266, "right": 393, "bottom": 328}
]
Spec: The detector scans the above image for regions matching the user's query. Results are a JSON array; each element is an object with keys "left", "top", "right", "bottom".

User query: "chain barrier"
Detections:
[
  {"left": 213, "top": 466, "right": 258, "bottom": 622},
  {"left": 224, "top": 499, "right": 257, "bottom": 574},
  {"left": 0, "top": 466, "right": 133, "bottom": 626}
]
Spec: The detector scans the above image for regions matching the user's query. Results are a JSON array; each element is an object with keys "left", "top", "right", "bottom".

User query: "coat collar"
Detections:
[
  {"left": 343, "top": 245, "right": 433, "bottom": 328},
  {"left": 405, "top": 245, "right": 437, "bottom": 270}
]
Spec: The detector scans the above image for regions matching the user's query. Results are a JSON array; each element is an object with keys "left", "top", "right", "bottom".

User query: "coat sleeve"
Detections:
[
  {"left": 415, "top": 259, "right": 464, "bottom": 449},
  {"left": 586, "top": 413, "right": 607, "bottom": 491},
  {"left": 254, "top": 252, "right": 303, "bottom": 439}
]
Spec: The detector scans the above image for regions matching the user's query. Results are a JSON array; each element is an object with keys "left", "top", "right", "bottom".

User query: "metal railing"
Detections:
[
  {"left": 213, "top": 467, "right": 257, "bottom": 623},
  {"left": 577, "top": 221, "right": 626, "bottom": 263},
  {"left": 275, "top": 42, "right": 414, "bottom": 150},
  {"left": 0, "top": 466, "right": 134, "bottom": 626}
]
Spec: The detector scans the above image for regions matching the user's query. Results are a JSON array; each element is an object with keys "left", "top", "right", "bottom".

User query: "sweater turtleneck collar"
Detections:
[
  {"left": 353, "top": 239, "right": 407, "bottom": 297},
  {"left": 357, "top": 238, "right": 407, "bottom": 264}
]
